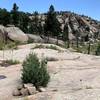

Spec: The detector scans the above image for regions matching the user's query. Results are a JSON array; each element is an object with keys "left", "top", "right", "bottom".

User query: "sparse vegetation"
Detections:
[
  {"left": 6, "top": 42, "right": 18, "bottom": 49},
  {"left": 63, "top": 41, "right": 100, "bottom": 55},
  {"left": 46, "top": 57, "right": 58, "bottom": 61},
  {"left": 95, "top": 43, "right": 100, "bottom": 55},
  {"left": 4, "top": 59, "right": 20, "bottom": 65},
  {"left": 32, "top": 44, "right": 44, "bottom": 49},
  {"left": 32, "top": 44, "right": 60, "bottom": 51},
  {"left": 85, "top": 86, "right": 93, "bottom": 89},
  {"left": 0, "top": 42, "right": 5, "bottom": 50},
  {"left": 0, "top": 41, "right": 18, "bottom": 50},
  {"left": 46, "top": 45, "right": 58, "bottom": 50},
  {"left": 21, "top": 53, "right": 50, "bottom": 88}
]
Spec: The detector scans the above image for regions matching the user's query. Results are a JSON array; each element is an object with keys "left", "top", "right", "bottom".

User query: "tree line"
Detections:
[
  {"left": 0, "top": 3, "right": 100, "bottom": 55},
  {"left": 0, "top": 3, "right": 69, "bottom": 42}
]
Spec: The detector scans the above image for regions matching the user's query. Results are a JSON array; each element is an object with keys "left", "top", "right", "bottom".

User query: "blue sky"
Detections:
[{"left": 0, "top": 0, "right": 100, "bottom": 20}]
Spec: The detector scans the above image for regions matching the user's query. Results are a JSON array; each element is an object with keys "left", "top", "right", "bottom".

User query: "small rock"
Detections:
[
  {"left": 28, "top": 86, "right": 37, "bottom": 95},
  {"left": 38, "top": 87, "right": 46, "bottom": 92},
  {"left": 20, "top": 88, "right": 29, "bottom": 96},
  {"left": 24, "top": 83, "right": 33, "bottom": 88},
  {"left": 24, "top": 83, "right": 36, "bottom": 95},
  {"left": 12, "top": 89, "right": 21, "bottom": 96},
  {"left": 17, "top": 84, "right": 24, "bottom": 90}
]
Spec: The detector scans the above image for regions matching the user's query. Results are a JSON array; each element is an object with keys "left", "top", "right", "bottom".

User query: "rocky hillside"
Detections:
[
  {"left": 0, "top": 11, "right": 100, "bottom": 45},
  {"left": 31, "top": 11, "right": 100, "bottom": 40}
]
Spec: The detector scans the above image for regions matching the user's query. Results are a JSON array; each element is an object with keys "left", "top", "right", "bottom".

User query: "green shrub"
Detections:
[
  {"left": 6, "top": 42, "right": 18, "bottom": 49},
  {"left": 0, "top": 41, "right": 5, "bottom": 50},
  {"left": 21, "top": 53, "right": 50, "bottom": 88},
  {"left": 45, "top": 45, "right": 58, "bottom": 50},
  {"left": 0, "top": 41, "right": 18, "bottom": 50},
  {"left": 32, "top": 44, "right": 44, "bottom": 49}
]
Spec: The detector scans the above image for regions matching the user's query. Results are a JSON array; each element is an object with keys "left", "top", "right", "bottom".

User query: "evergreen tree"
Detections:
[
  {"left": 11, "top": 3, "right": 19, "bottom": 26},
  {"left": 38, "top": 22, "right": 44, "bottom": 35},
  {"left": 74, "top": 30, "right": 80, "bottom": 48},
  {"left": 29, "top": 11, "right": 39, "bottom": 34},
  {"left": 0, "top": 8, "right": 10, "bottom": 26},
  {"left": 19, "top": 12, "right": 30, "bottom": 33},
  {"left": 44, "top": 5, "right": 61, "bottom": 42},
  {"left": 63, "top": 23, "right": 70, "bottom": 48},
  {"left": 22, "top": 53, "right": 50, "bottom": 88}
]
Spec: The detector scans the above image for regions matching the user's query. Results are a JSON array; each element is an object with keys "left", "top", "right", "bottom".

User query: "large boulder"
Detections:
[
  {"left": 6, "top": 26, "right": 28, "bottom": 43},
  {"left": 0, "top": 25, "right": 28, "bottom": 43},
  {"left": 27, "top": 34, "right": 44, "bottom": 43}
]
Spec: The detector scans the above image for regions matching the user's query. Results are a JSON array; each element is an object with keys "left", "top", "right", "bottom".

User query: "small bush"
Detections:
[
  {"left": 33, "top": 44, "right": 44, "bottom": 49},
  {"left": 0, "top": 41, "right": 18, "bottom": 50},
  {"left": 32, "top": 44, "right": 60, "bottom": 51},
  {"left": 6, "top": 42, "right": 18, "bottom": 49},
  {"left": 45, "top": 45, "right": 58, "bottom": 50},
  {"left": 21, "top": 53, "right": 50, "bottom": 88},
  {"left": 0, "top": 42, "right": 5, "bottom": 50},
  {"left": 3, "top": 59, "right": 20, "bottom": 65}
]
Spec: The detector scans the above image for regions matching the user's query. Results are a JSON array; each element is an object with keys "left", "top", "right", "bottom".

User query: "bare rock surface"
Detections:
[
  {"left": 27, "top": 34, "right": 44, "bottom": 43},
  {"left": 6, "top": 27, "right": 28, "bottom": 43},
  {"left": 24, "top": 83, "right": 36, "bottom": 95},
  {"left": 0, "top": 43, "right": 100, "bottom": 100},
  {"left": 13, "top": 89, "right": 21, "bottom": 96},
  {"left": 0, "top": 25, "right": 28, "bottom": 43},
  {"left": 20, "top": 88, "right": 29, "bottom": 96}
]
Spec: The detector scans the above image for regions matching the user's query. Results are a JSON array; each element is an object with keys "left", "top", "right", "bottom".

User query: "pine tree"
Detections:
[
  {"left": 29, "top": 11, "right": 40, "bottom": 34},
  {"left": 74, "top": 30, "right": 80, "bottom": 48},
  {"left": 44, "top": 5, "right": 61, "bottom": 42},
  {"left": 19, "top": 12, "right": 30, "bottom": 33},
  {"left": 22, "top": 53, "right": 50, "bottom": 88},
  {"left": 63, "top": 23, "right": 70, "bottom": 48},
  {"left": 0, "top": 8, "right": 10, "bottom": 26},
  {"left": 11, "top": 3, "right": 19, "bottom": 26}
]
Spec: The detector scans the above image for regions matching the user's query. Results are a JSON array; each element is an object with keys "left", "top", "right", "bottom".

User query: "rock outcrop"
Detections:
[
  {"left": 31, "top": 12, "right": 100, "bottom": 41},
  {"left": 27, "top": 34, "right": 44, "bottom": 43},
  {"left": 0, "top": 25, "right": 28, "bottom": 43},
  {"left": 6, "top": 27, "right": 28, "bottom": 43},
  {"left": 0, "top": 11, "right": 100, "bottom": 44}
]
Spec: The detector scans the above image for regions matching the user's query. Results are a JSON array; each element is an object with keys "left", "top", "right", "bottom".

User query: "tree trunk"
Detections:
[
  {"left": 56, "top": 36, "right": 58, "bottom": 45},
  {"left": 76, "top": 37, "right": 79, "bottom": 48},
  {"left": 88, "top": 42, "right": 91, "bottom": 54},
  {"left": 47, "top": 32, "right": 49, "bottom": 43},
  {"left": 67, "top": 39, "right": 70, "bottom": 48}
]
